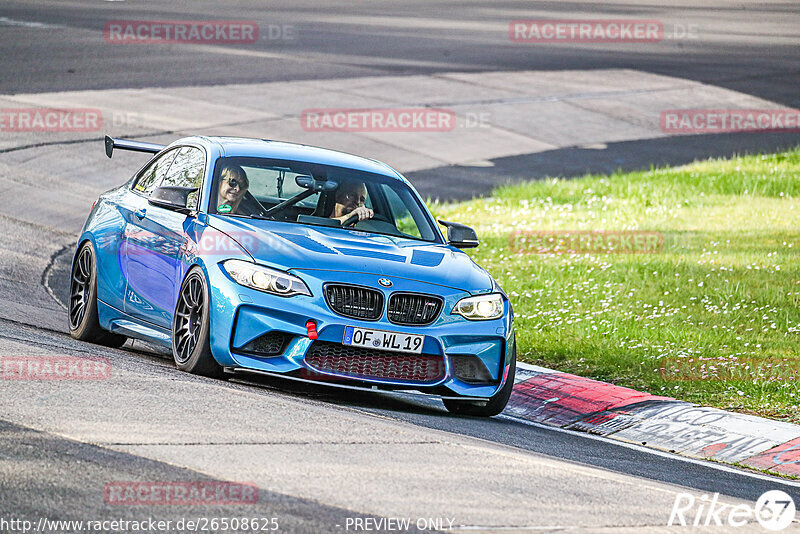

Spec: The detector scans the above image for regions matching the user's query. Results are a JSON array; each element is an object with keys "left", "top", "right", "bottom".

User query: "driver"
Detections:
[
  {"left": 330, "top": 180, "right": 373, "bottom": 224},
  {"left": 216, "top": 164, "right": 249, "bottom": 214}
]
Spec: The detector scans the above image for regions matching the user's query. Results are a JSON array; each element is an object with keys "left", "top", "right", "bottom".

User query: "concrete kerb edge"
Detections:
[{"left": 512, "top": 361, "right": 800, "bottom": 478}]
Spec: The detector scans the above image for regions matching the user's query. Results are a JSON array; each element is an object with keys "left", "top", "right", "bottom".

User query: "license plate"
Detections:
[{"left": 342, "top": 326, "right": 424, "bottom": 354}]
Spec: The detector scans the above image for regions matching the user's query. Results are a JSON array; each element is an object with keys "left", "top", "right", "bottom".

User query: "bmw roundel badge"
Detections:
[{"left": 378, "top": 278, "right": 393, "bottom": 287}]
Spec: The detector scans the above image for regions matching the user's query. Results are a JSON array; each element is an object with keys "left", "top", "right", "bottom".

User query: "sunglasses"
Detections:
[{"left": 224, "top": 178, "right": 247, "bottom": 189}]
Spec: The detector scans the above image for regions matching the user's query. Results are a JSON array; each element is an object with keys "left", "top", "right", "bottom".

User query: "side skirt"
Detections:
[{"left": 97, "top": 299, "right": 172, "bottom": 348}]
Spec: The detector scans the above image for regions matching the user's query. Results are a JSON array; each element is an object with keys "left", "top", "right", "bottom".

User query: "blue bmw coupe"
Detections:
[{"left": 69, "top": 136, "right": 515, "bottom": 416}]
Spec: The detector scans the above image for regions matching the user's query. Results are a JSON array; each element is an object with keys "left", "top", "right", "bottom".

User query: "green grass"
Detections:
[{"left": 431, "top": 149, "right": 800, "bottom": 423}]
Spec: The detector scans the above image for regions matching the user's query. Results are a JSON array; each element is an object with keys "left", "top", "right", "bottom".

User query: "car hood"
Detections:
[{"left": 207, "top": 216, "right": 492, "bottom": 291}]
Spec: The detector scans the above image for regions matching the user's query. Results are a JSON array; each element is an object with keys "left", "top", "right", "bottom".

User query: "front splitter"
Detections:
[{"left": 224, "top": 366, "right": 491, "bottom": 402}]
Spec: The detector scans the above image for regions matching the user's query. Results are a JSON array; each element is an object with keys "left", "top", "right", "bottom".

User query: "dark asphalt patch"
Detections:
[{"left": 44, "top": 244, "right": 71, "bottom": 311}]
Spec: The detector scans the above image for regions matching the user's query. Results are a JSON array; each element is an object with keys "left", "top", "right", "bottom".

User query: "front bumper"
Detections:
[{"left": 206, "top": 264, "right": 514, "bottom": 399}]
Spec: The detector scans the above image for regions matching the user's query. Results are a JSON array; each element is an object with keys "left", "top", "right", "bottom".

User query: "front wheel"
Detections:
[
  {"left": 443, "top": 340, "right": 516, "bottom": 417},
  {"left": 172, "top": 268, "right": 223, "bottom": 378}
]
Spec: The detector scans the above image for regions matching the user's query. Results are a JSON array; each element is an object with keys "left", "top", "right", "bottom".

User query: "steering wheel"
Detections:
[
  {"left": 342, "top": 212, "right": 360, "bottom": 227},
  {"left": 341, "top": 213, "right": 390, "bottom": 227},
  {"left": 240, "top": 192, "right": 269, "bottom": 217}
]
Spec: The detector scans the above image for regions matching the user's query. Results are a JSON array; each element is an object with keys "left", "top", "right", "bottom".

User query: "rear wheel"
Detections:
[
  {"left": 443, "top": 340, "right": 516, "bottom": 417},
  {"left": 172, "top": 268, "right": 223, "bottom": 377},
  {"left": 68, "top": 242, "right": 127, "bottom": 348}
]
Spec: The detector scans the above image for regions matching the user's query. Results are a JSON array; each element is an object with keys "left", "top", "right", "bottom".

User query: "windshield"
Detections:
[{"left": 210, "top": 157, "right": 440, "bottom": 243}]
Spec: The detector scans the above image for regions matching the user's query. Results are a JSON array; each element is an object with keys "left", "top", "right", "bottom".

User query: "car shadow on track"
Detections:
[{"left": 227, "top": 371, "right": 450, "bottom": 417}]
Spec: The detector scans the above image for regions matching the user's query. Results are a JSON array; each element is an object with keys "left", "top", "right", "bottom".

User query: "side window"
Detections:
[
  {"left": 381, "top": 184, "right": 421, "bottom": 239},
  {"left": 133, "top": 149, "right": 178, "bottom": 196},
  {"left": 160, "top": 146, "right": 206, "bottom": 209}
]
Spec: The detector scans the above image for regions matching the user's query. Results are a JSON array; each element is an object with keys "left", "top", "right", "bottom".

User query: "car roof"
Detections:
[{"left": 184, "top": 136, "right": 405, "bottom": 182}]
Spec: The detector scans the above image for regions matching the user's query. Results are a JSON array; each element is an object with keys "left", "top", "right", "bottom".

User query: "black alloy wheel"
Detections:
[
  {"left": 172, "top": 268, "right": 223, "bottom": 377},
  {"left": 68, "top": 242, "right": 127, "bottom": 347},
  {"left": 69, "top": 245, "right": 92, "bottom": 331}
]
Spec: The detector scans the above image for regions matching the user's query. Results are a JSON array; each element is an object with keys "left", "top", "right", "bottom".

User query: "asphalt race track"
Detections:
[
  {"left": 3, "top": 0, "right": 800, "bottom": 184},
  {"left": 1, "top": 1, "right": 800, "bottom": 532}
]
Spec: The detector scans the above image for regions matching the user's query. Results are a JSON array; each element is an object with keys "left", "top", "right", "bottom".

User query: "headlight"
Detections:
[
  {"left": 452, "top": 293, "right": 504, "bottom": 320},
  {"left": 221, "top": 260, "right": 311, "bottom": 297}
]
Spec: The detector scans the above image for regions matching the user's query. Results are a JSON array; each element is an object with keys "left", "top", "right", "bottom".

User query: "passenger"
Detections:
[
  {"left": 216, "top": 165, "right": 249, "bottom": 214},
  {"left": 331, "top": 180, "right": 373, "bottom": 224}
]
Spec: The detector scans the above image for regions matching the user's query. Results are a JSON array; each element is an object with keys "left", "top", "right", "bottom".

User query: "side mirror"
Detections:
[
  {"left": 149, "top": 186, "right": 197, "bottom": 214},
  {"left": 438, "top": 219, "right": 479, "bottom": 249}
]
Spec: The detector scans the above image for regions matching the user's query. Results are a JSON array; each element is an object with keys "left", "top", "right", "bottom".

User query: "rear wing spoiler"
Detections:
[{"left": 104, "top": 135, "right": 166, "bottom": 158}]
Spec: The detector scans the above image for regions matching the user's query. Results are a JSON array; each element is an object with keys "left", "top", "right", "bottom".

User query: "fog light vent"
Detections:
[
  {"left": 451, "top": 355, "right": 495, "bottom": 384},
  {"left": 240, "top": 331, "right": 291, "bottom": 356}
]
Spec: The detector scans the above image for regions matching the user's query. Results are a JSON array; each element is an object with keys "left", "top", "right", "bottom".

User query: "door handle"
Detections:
[{"left": 135, "top": 208, "right": 146, "bottom": 219}]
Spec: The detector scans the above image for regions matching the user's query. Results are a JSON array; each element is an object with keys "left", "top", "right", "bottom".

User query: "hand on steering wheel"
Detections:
[{"left": 341, "top": 206, "right": 374, "bottom": 226}]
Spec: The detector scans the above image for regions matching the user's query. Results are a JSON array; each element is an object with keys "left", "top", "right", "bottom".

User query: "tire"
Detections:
[
  {"left": 443, "top": 339, "right": 516, "bottom": 417},
  {"left": 172, "top": 267, "right": 223, "bottom": 378},
  {"left": 69, "top": 242, "right": 127, "bottom": 348}
]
